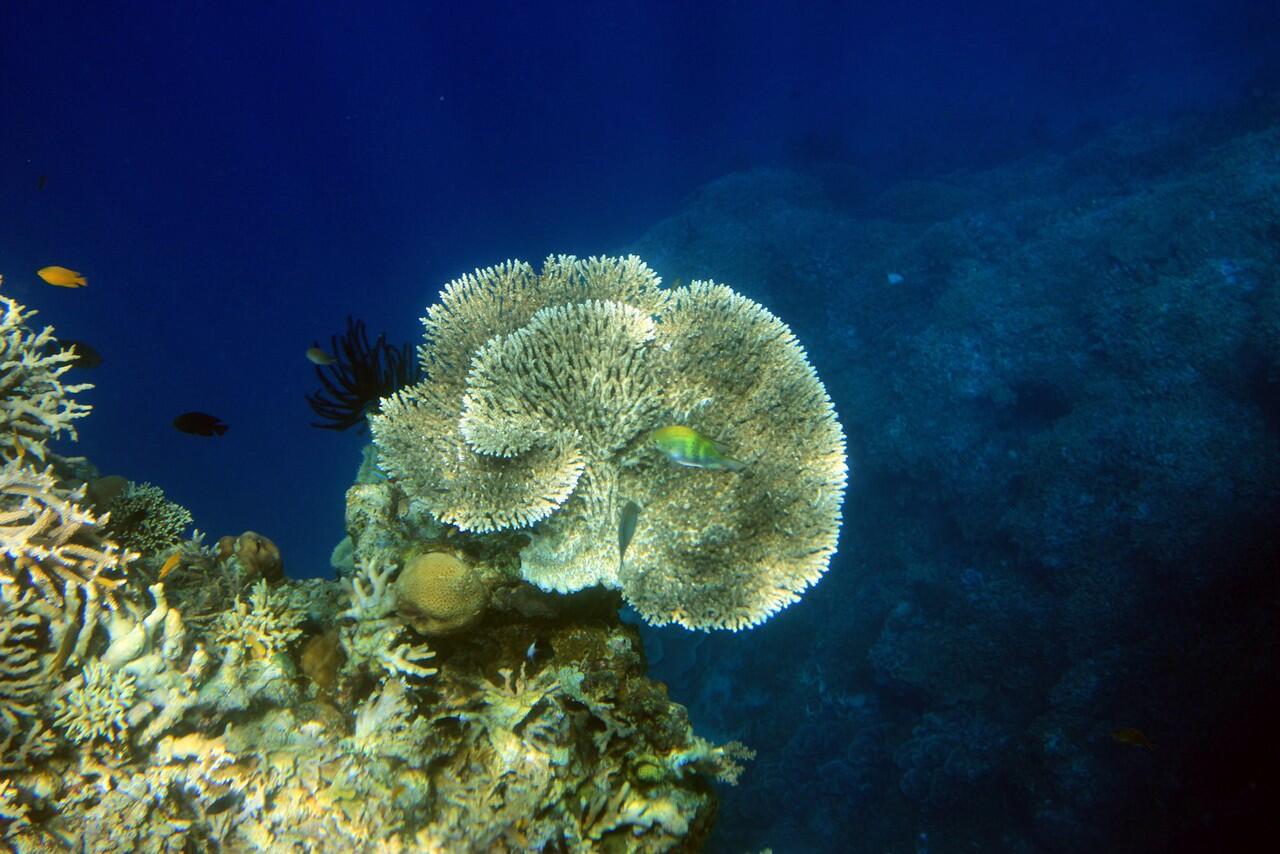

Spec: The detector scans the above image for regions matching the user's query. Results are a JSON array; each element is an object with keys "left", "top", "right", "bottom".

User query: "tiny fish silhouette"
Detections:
[
  {"left": 306, "top": 346, "right": 336, "bottom": 366},
  {"left": 38, "top": 175, "right": 47, "bottom": 190},
  {"left": 651, "top": 425, "right": 746, "bottom": 471},
  {"left": 38, "top": 266, "right": 87, "bottom": 288},
  {"left": 1111, "top": 728, "right": 1154, "bottom": 749},
  {"left": 173, "top": 412, "right": 228, "bottom": 437}
]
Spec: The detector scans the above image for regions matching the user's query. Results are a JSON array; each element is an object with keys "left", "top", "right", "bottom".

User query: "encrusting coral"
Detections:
[{"left": 372, "top": 254, "right": 847, "bottom": 630}]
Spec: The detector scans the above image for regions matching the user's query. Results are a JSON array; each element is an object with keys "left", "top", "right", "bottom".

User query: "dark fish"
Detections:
[
  {"left": 173, "top": 411, "right": 228, "bottom": 437},
  {"left": 618, "top": 500, "right": 641, "bottom": 570},
  {"left": 38, "top": 175, "right": 47, "bottom": 190},
  {"left": 62, "top": 339, "right": 103, "bottom": 368}
]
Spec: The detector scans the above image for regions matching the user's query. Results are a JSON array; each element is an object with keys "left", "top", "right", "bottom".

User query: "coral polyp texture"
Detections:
[{"left": 371, "top": 254, "right": 847, "bottom": 630}]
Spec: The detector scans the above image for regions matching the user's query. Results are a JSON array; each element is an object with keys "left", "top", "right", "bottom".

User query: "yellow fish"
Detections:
[
  {"left": 158, "top": 552, "right": 182, "bottom": 580},
  {"left": 651, "top": 425, "right": 746, "bottom": 472},
  {"left": 38, "top": 266, "right": 87, "bottom": 288},
  {"left": 306, "top": 346, "right": 336, "bottom": 366},
  {"left": 1111, "top": 727, "right": 1154, "bottom": 749}
]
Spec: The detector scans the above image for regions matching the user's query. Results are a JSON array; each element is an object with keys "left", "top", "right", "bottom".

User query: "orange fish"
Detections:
[
  {"left": 1111, "top": 728, "right": 1153, "bottom": 749},
  {"left": 38, "top": 266, "right": 87, "bottom": 288},
  {"left": 158, "top": 552, "right": 182, "bottom": 580}
]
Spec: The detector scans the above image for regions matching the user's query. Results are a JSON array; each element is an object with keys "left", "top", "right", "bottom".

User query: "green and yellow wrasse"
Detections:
[{"left": 650, "top": 425, "right": 746, "bottom": 472}]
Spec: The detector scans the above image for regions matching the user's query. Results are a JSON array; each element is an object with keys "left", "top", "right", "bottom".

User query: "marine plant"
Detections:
[{"left": 371, "top": 255, "right": 848, "bottom": 630}]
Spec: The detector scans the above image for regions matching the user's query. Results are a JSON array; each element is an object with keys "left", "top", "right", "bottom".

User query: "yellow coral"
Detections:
[{"left": 394, "top": 550, "right": 489, "bottom": 635}]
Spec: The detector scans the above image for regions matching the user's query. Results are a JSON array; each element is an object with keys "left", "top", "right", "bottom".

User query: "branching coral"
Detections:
[
  {"left": 0, "top": 458, "right": 133, "bottom": 609},
  {"left": 213, "top": 580, "right": 303, "bottom": 659},
  {"left": 371, "top": 255, "right": 847, "bottom": 630},
  {"left": 0, "top": 294, "right": 92, "bottom": 463},
  {"left": 52, "top": 659, "right": 137, "bottom": 745},
  {"left": 0, "top": 597, "right": 45, "bottom": 752},
  {"left": 341, "top": 557, "right": 438, "bottom": 681},
  {"left": 102, "top": 481, "right": 193, "bottom": 555}
]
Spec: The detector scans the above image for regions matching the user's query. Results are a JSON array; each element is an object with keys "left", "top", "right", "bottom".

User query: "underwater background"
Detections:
[{"left": 3, "top": 1, "right": 1279, "bottom": 851}]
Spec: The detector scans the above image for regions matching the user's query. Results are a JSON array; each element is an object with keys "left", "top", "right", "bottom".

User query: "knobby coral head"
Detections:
[{"left": 370, "top": 254, "right": 848, "bottom": 631}]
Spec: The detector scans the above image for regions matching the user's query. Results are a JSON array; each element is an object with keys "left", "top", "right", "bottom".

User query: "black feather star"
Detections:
[{"left": 306, "top": 317, "right": 421, "bottom": 431}]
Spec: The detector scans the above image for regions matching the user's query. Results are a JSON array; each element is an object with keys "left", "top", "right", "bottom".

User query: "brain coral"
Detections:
[
  {"left": 394, "top": 550, "right": 490, "bottom": 635},
  {"left": 371, "top": 255, "right": 847, "bottom": 630}
]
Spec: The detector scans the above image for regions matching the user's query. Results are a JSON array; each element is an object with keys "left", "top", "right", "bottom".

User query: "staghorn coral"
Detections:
[
  {"left": 212, "top": 579, "right": 303, "bottom": 660},
  {"left": 371, "top": 255, "right": 847, "bottom": 630},
  {"left": 0, "top": 294, "right": 92, "bottom": 463},
  {"left": 0, "top": 458, "right": 134, "bottom": 609},
  {"left": 395, "top": 549, "right": 490, "bottom": 635},
  {"left": 102, "top": 481, "right": 193, "bottom": 555},
  {"left": 0, "top": 596, "right": 46, "bottom": 761},
  {"left": 52, "top": 658, "right": 137, "bottom": 745}
]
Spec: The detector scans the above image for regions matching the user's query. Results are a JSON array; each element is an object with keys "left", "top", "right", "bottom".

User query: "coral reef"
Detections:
[
  {"left": 0, "top": 454, "right": 133, "bottom": 610},
  {"left": 216, "top": 529, "right": 284, "bottom": 583},
  {"left": 1, "top": 284, "right": 746, "bottom": 850},
  {"left": 372, "top": 254, "right": 847, "bottom": 630}
]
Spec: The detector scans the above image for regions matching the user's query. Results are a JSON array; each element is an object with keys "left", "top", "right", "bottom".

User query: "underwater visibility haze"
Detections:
[{"left": 2, "top": 1, "right": 1279, "bottom": 851}]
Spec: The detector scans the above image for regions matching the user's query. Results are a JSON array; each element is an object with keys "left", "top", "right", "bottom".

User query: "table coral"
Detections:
[{"left": 371, "top": 254, "right": 847, "bottom": 630}]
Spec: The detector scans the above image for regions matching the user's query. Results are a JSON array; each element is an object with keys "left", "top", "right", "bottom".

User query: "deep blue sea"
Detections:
[{"left": 3, "top": 1, "right": 1278, "bottom": 851}]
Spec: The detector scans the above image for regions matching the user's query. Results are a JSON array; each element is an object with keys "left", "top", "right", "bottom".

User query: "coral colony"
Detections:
[{"left": 0, "top": 257, "right": 846, "bottom": 850}]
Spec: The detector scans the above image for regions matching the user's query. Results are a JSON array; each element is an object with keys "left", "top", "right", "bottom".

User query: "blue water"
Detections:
[{"left": 3, "top": 2, "right": 1278, "bottom": 851}]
